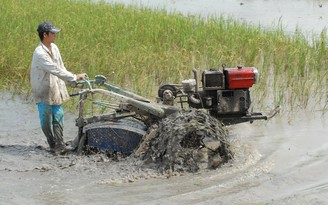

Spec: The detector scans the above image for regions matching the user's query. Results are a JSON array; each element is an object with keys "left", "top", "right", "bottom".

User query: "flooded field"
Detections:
[
  {"left": 1, "top": 0, "right": 328, "bottom": 204},
  {"left": 1, "top": 93, "right": 327, "bottom": 204}
]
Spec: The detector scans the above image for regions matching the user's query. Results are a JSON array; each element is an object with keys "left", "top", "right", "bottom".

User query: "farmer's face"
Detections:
[{"left": 43, "top": 31, "right": 56, "bottom": 44}]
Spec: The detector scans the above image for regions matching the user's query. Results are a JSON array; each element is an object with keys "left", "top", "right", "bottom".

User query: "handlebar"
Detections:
[
  {"left": 69, "top": 89, "right": 90, "bottom": 97},
  {"left": 69, "top": 75, "right": 108, "bottom": 97}
]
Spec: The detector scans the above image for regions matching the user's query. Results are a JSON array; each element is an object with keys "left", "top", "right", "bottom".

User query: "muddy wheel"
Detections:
[
  {"left": 158, "top": 84, "right": 178, "bottom": 99},
  {"left": 77, "top": 133, "right": 87, "bottom": 155}
]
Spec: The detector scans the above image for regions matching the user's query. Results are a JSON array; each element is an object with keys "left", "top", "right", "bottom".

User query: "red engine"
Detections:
[
  {"left": 158, "top": 66, "right": 267, "bottom": 124},
  {"left": 224, "top": 66, "right": 258, "bottom": 89}
]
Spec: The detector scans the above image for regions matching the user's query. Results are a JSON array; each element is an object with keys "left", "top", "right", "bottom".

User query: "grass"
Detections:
[{"left": 0, "top": 0, "right": 327, "bottom": 112}]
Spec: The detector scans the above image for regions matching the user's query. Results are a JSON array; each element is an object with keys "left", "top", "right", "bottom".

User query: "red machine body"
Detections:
[{"left": 224, "top": 67, "right": 258, "bottom": 89}]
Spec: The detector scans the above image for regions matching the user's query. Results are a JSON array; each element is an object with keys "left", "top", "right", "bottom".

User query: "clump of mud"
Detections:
[
  {"left": 79, "top": 109, "right": 233, "bottom": 174},
  {"left": 135, "top": 109, "right": 233, "bottom": 173}
]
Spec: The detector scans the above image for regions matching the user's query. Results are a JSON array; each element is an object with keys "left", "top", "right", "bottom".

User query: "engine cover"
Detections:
[{"left": 224, "top": 67, "right": 258, "bottom": 89}]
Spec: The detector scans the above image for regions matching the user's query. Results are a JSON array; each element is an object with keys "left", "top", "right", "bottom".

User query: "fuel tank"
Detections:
[{"left": 224, "top": 66, "right": 258, "bottom": 89}]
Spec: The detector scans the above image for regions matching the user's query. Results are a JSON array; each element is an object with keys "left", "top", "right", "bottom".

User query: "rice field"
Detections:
[{"left": 0, "top": 0, "right": 327, "bottom": 112}]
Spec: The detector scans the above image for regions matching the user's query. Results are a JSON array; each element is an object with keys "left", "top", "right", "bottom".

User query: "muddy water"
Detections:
[
  {"left": 1, "top": 92, "right": 327, "bottom": 204},
  {"left": 1, "top": 1, "right": 328, "bottom": 204}
]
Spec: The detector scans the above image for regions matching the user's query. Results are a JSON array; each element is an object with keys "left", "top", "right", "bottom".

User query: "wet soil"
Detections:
[
  {"left": 1, "top": 89, "right": 327, "bottom": 204},
  {"left": 139, "top": 110, "right": 232, "bottom": 173},
  {"left": 0, "top": 92, "right": 234, "bottom": 203}
]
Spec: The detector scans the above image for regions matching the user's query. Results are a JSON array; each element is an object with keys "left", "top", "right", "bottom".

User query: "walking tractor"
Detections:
[{"left": 70, "top": 65, "right": 279, "bottom": 155}]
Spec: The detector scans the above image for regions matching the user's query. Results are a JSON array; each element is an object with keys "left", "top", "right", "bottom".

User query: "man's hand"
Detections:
[{"left": 76, "top": 73, "right": 87, "bottom": 80}]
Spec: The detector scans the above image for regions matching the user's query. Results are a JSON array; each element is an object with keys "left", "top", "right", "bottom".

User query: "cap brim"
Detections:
[{"left": 50, "top": 27, "right": 61, "bottom": 33}]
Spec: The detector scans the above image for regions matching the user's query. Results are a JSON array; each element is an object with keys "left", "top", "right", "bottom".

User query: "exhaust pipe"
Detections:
[{"left": 192, "top": 68, "right": 199, "bottom": 93}]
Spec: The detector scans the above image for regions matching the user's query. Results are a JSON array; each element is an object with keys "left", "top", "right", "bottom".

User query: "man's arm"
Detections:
[{"left": 38, "top": 52, "right": 86, "bottom": 82}]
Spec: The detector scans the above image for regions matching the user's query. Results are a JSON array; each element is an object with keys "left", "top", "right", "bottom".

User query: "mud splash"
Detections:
[
  {"left": 138, "top": 110, "right": 233, "bottom": 173},
  {"left": 0, "top": 92, "right": 232, "bottom": 177},
  {"left": 80, "top": 109, "right": 233, "bottom": 174}
]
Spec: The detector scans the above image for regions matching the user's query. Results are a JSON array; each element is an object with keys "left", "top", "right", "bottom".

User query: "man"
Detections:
[{"left": 30, "top": 21, "right": 86, "bottom": 155}]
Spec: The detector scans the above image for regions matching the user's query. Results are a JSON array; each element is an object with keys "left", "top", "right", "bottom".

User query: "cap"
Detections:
[{"left": 37, "top": 22, "right": 61, "bottom": 33}]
